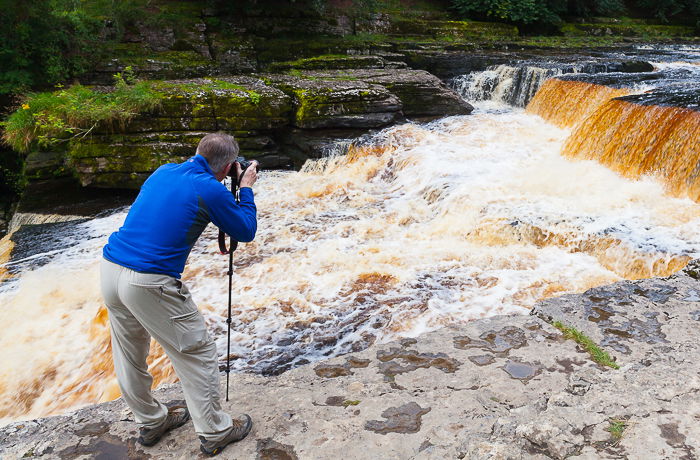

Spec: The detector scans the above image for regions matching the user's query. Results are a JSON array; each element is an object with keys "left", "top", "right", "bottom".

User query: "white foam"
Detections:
[{"left": 3, "top": 109, "right": 700, "bottom": 424}]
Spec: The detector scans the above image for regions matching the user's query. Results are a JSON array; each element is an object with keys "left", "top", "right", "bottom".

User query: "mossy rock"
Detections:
[
  {"left": 67, "top": 130, "right": 280, "bottom": 188},
  {"left": 560, "top": 22, "right": 696, "bottom": 38},
  {"left": 386, "top": 18, "right": 519, "bottom": 40},
  {"left": 86, "top": 46, "right": 218, "bottom": 85},
  {"left": 268, "top": 55, "right": 388, "bottom": 72},
  {"left": 307, "top": 69, "right": 474, "bottom": 119},
  {"left": 24, "top": 150, "right": 70, "bottom": 181},
  {"left": 208, "top": 34, "right": 257, "bottom": 74},
  {"left": 92, "top": 77, "right": 292, "bottom": 134},
  {"left": 264, "top": 74, "right": 402, "bottom": 129},
  {"left": 104, "top": 116, "right": 219, "bottom": 133},
  {"left": 254, "top": 37, "right": 381, "bottom": 65},
  {"left": 67, "top": 135, "right": 191, "bottom": 185},
  {"left": 157, "top": 77, "right": 291, "bottom": 128},
  {"left": 277, "top": 69, "right": 473, "bottom": 120}
]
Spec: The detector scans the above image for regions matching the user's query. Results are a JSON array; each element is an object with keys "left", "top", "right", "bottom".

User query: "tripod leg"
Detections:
[{"left": 225, "top": 238, "right": 233, "bottom": 401}]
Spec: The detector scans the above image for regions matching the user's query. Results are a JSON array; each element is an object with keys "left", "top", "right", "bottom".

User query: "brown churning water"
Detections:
[
  {"left": 2, "top": 64, "right": 700, "bottom": 425},
  {"left": 527, "top": 78, "right": 700, "bottom": 201}
]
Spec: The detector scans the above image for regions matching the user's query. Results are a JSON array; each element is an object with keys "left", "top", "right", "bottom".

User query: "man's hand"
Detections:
[{"left": 236, "top": 160, "right": 258, "bottom": 188}]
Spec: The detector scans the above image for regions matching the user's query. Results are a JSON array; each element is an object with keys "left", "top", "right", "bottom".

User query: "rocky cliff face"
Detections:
[
  {"left": 3, "top": 264, "right": 699, "bottom": 459},
  {"left": 30, "top": 70, "right": 470, "bottom": 189}
]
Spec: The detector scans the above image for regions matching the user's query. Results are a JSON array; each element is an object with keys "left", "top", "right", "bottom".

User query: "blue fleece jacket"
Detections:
[{"left": 103, "top": 154, "right": 257, "bottom": 278}]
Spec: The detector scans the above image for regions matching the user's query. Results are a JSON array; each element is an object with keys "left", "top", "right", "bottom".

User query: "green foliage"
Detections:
[
  {"left": 248, "top": 90, "right": 262, "bottom": 105},
  {"left": 0, "top": 0, "right": 149, "bottom": 96},
  {"left": 607, "top": 418, "right": 627, "bottom": 440},
  {"left": 452, "top": 0, "right": 699, "bottom": 25},
  {"left": 633, "top": 0, "right": 700, "bottom": 23},
  {"left": 568, "top": 0, "right": 625, "bottom": 16},
  {"left": 552, "top": 321, "right": 620, "bottom": 369},
  {"left": 0, "top": 147, "right": 26, "bottom": 206},
  {"left": 451, "top": 0, "right": 565, "bottom": 25},
  {"left": 2, "top": 69, "right": 160, "bottom": 153},
  {"left": 0, "top": 0, "right": 99, "bottom": 95}
]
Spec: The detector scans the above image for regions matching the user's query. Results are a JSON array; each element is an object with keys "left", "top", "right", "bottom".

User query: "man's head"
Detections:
[{"left": 196, "top": 132, "right": 239, "bottom": 177}]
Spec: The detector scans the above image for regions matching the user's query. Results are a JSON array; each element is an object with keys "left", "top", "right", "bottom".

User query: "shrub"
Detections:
[
  {"left": 451, "top": 0, "right": 565, "bottom": 25},
  {"left": 568, "top": 0, "right": 626, "bottom": 17},
  {"left": 0, "top": 0, "right": 147, "bottom": 96},
  {"left": 633, "top": 0, "right": 700, "bottom": 23},
  {"left": 450, "top": 0, "right": 700, "bottom": 25},
  {"left": 1, "top": 69, "right": 160, "bottom": 153},
  {"left": 0, "top": 0, "right": 100, "bottom": 95},
  {"left": 0, "top": 147, "right": 25, "bottom": 207}
]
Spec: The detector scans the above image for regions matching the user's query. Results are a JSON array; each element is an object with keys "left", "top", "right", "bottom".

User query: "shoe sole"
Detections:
[
  {"left": 200, "top": 418, "right": 253, "bottom": 457},
  {"left": 138, "top": 412, "right": 191, "bottom": 447}
]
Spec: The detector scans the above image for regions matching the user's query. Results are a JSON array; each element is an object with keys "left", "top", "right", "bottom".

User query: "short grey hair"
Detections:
[{"left": 196, "top": 132, "right": 239, "bottom": 173}]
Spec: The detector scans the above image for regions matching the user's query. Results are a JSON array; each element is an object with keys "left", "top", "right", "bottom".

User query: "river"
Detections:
[{"left": 1, "top": 44, "right": 699, "bottom": 425}]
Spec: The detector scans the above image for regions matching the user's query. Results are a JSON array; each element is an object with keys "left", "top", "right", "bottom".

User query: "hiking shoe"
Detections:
[
  {"left": 199, "top": 414, "right": 253, "bottom": 456},
  {"left": 137, "top": 406, "right": 190, "bottom": 447}
]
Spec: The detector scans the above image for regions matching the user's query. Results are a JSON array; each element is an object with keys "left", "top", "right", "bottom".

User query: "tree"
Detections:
[
  {"left": 451, "top": 0, "right": 567, "bottom": 25},
  {"left": 0, "top": 0, "right": 100, "bottom": 96},
  {"left": 633, "top": 0, "right": 700, "bottom": 23},
  {"left": 567, "top": 0, "right": 625, "bottom": 17}
]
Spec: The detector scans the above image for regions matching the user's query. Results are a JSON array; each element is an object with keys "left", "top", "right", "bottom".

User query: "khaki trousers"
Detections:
[{"left": 100, "top": 258, "right": 232, "bottom": 440}]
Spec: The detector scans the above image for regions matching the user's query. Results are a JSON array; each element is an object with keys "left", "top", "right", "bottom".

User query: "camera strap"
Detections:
[{"left": 217, "top": 167, "right": 248, "bottom": 254}]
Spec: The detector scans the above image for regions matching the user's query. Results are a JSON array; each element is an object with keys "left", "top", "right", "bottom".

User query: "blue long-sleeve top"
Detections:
[{"left": 103, "top": 154, "right": 257, "bottom": 278}]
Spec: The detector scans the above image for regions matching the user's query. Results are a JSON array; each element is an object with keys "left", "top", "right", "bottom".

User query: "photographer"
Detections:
[{"left": 100, "top": 132, "right": 257, "bottom": 456}]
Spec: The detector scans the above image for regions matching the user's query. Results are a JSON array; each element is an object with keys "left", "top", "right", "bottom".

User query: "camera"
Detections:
[{"left": 228, "top": 156, "right": 252, "bottom": 177}]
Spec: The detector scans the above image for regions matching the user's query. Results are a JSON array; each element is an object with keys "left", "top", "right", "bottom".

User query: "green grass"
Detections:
[
  {"left": 552, "top": 321, "right": 620, "bottom": 369},
  {"left": 607, "top": 418, "right": 627, "bottom": 440},
  {"left": 1, "top": 73, "right": 270, "bottom": 153},
  {"left": 2, "top": 69, "right": 160, "bottom": 153}
]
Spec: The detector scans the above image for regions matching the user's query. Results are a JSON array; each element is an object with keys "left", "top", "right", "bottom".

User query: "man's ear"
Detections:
[{"left": 217, "top": 162, "right": 232, "bottom": 181}]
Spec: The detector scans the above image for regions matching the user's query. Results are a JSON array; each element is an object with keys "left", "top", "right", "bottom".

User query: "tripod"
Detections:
[{"left": 217, "top": 165, "right": 250, "bottom": 401}]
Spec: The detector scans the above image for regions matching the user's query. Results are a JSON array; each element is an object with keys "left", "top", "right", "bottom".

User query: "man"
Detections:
[{"left": 100, "top": 132, "right": 258, "bottom": 456}]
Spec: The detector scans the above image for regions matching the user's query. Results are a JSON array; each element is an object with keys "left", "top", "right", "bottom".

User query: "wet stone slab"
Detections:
[
  {"left": 256, "top": 438, "right": 299, "bottom": 460},
  {"left": 314, "top": 356, "right": 372, "bottom": 378},
  {"left": 4, "top": 262, "right": 700, "bottom": 459},
  {"left": 532, "top": 268, "right": 700, "bottom": 365},
  {"left": 364, "top": 402, "right": 431, "bottom": 435},
  {"left": 453, "top": 325, "right": 528, "bottom": 356},
  {"left": 376, "top": 347, "right": 461, "bottom": 381},
  {"left": 468, "top": 354, "right": 496, "bottom": 366}
]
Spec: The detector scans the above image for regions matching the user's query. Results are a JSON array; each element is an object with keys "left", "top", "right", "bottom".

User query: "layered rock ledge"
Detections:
[
  {"left": 3, "top": 263, "right": 700, "bottom": 459},
  {"left": 25, "top": 69, "right": 472, "bottom": 189}
]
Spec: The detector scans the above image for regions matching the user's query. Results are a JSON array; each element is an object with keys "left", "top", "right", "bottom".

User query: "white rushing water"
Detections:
[
  {"left": 3, "top": 68, "right": 700, "bottom": 424},
  {"left": 450, "top": 64, "right": 568, "bottom": 108}
]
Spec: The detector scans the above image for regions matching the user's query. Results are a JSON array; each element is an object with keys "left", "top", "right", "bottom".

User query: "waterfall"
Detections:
[
  {"left": 450, "top": 64, "right": 572, "bottom": 108},
  {"left": 8, "top": 213, "right": 85, "bottom": 233},
  {"left": 526, "top": 79, "right": 633, "bottom": 128},
  {"left": 525, "top": 70, "right": 700, "bottom": 201},
  {"left": 562, "top": 99, "right": 700, "bottom": 200}
]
